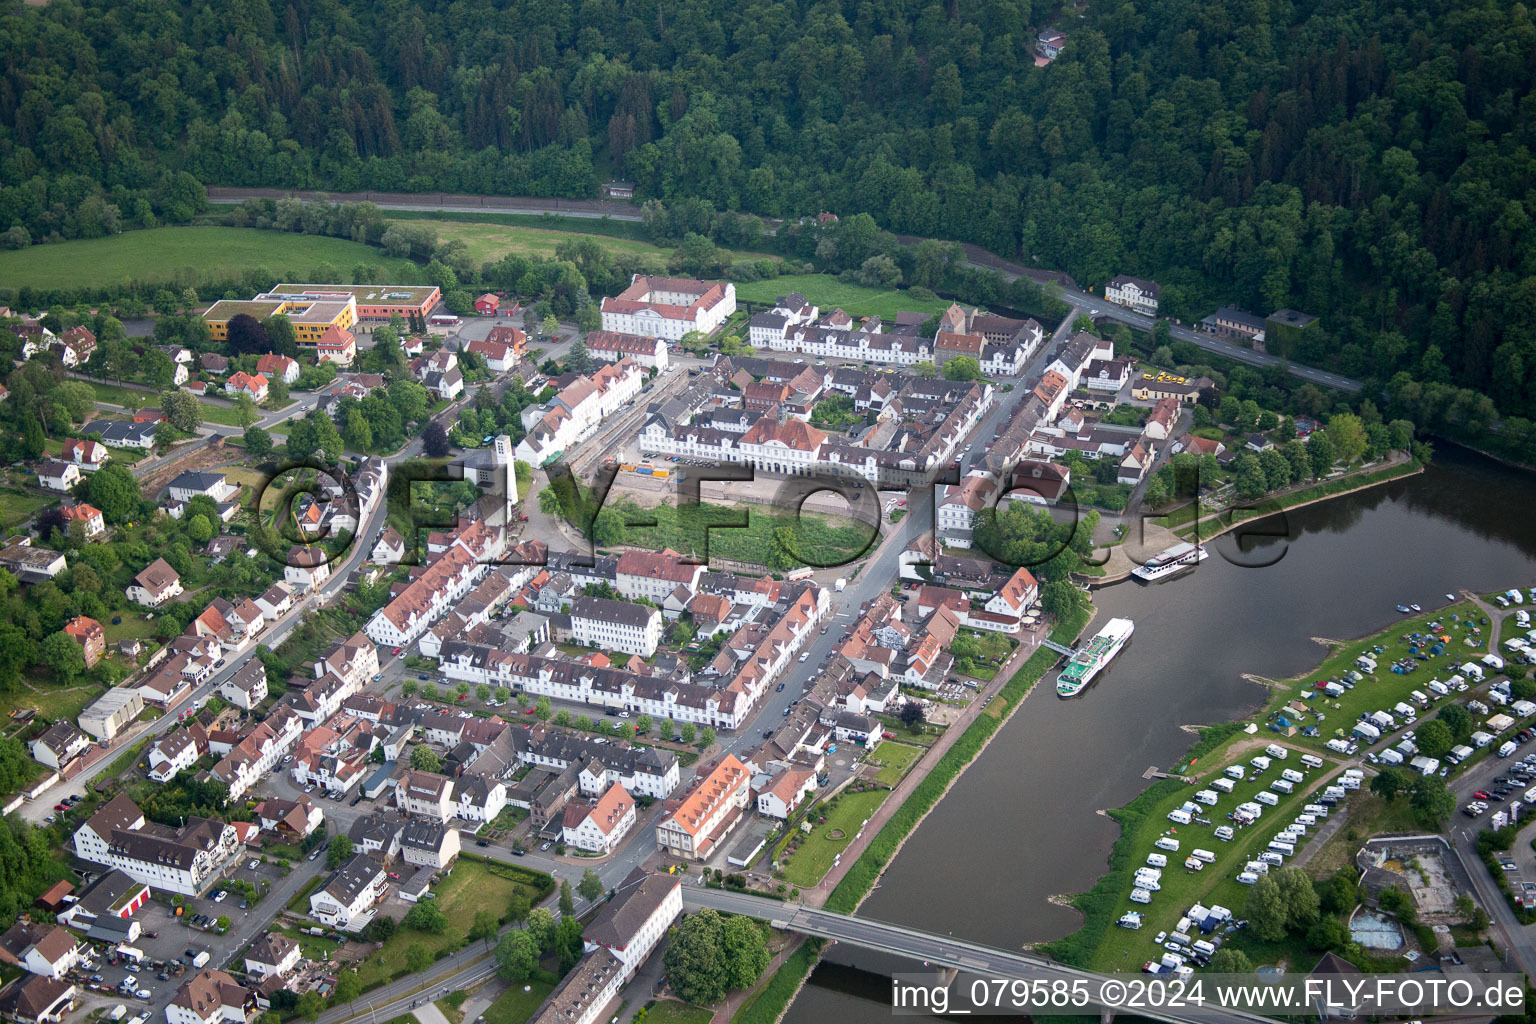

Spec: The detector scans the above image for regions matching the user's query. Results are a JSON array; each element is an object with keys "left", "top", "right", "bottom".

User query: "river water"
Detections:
[{"left": 781, "top": 445, "right": 1536, "bottom": 1023}]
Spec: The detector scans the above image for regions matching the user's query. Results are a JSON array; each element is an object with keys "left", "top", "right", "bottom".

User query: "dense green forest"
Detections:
[{"left": 4, "top": 0, "right": 1536, "bottom": 430}]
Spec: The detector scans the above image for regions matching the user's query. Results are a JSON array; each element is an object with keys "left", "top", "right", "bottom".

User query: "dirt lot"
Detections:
[{"left": 138, "top": 440, "right": 247, "bottom": 499}]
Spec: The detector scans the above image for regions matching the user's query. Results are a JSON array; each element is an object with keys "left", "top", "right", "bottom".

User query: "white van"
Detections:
[
  {"left": 1340, "top": 775, "right": 1361, "bottom": 791},
  {"left": 1268, "top": 840, "right": 1295, "bottom": 856},
  {"left": 1146, "top": 852, "right": 1168, "bottom": 867},
  {"left": 1295, "top": 814, "right": 1317, "bottom": 827},
  {"left": 1191, "top": 849, "right": 1216, "bottom": 864},
  {"left": 1258, "top": 851, "right": 1284, "bottom": 866},
  {"left": 1237, "top": 871, "right": 1260, "bottom": 885},
  {"left": 1271, "top": 779, "right": 1295, "bottom": 795},
  {"left": 1250, "top": 755, "right": 1272, "bottom": 772},
  {"left": 1299, "top": 754, "right": 1324, "bottom": 769},
  {"left": 1194, "top": 789, "right": 1219, "bottom": 806},
  {"left": 1245, "top": 860, "right": 1270, "bottom": 874},
  {"left": 1185, "top": 856, "right": 1205, "bottom": 871},
  {"left": 1281, "top": 768, "right": 1304, "bottom": 784},
  {"left": 1265, "top": 744, "right": 1289, "bottom": 760},
  {"left": 1224, "top": 765, "right": 1246, "bottom": 780},
  {"left": 1500, "top": 740, "right": 1518, "bottom": 758},
  {"left": 1256, "top": 790, "right": 1280, "bottom": 806},
  {"left": 1304, "top": 803, "right": 1328, "bottom": 817},
  {"left": 1192, "top": 940, "right": 1217, "bottom": 957},
  {"left": 1211, "top": 777, "right": 1236, "bottom": 793},
  {"left": 1237, "top": 801, "right": 1264, "bottom": 817},
  {"left": 1167, "top": 808, "right": 1193, "bottom": 825},
  {"left": 1155, "top": 836, "right": 1181, "bottom": 852},
  {"left": 1214, "top": 825, "right": 1235, "bottom": 842}
]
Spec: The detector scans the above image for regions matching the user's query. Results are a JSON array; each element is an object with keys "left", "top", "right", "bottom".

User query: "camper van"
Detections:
[
  {"left": 1324, "top": 681, "right": 1346, "bottom": 697},
  {"left": 1185, "top": 856, "right": 1205, "bottom": 872},
  {"left": 1211, "top": 777, "right": 1236, "bottom": 793},
  {"left": 1295, "top": 814, "right": 1318, "bottom": 827},
  {"left": 1428, "top": 679, "right": 1450, "bottom": 697},
  {"left": 1259, "top": 851, "right": 1284, "bottom": 866},
  {"left": 1237, "top": 801, "right": 1264, "bottom": 818},
  {"left": 1299, "top": 754, "right": 1325, "bottom": 769},
  {"left": 1342, "top": 768, "right": 1364, "bottom": 785},
  {"left": 1323, "top": 784, "right": 1347, "bottom": 802},
  {"left": 1236, "top": 871, "right": 1259, "bottom": 885},
  {"left": 1119, "top": 913, "right": 1144, "bottom": 930},
  {"left": 1167, "top": 807, "right": 1192, "bottom": 824},
  {"left": 1130, "top": 889, "right": 1152, "bottom": 904},
  {"left": 1410, "top": 689, "right": 1430, "bottom": 706},
  {"left": 1326, "top": 738, "right": 1355, "bottom": 755},
  {"left": 1136, "top": 867, "right": 1163, "bottom": 883},
  {"left": 1194, "top": 789, "right": 1219, "bottom": 806},
  {"left": 1268, "top": 840, "right": 1295, "bottom": 856},
  {"left": 1304, "top": 804, "right": 1328, "bottom": 818},
  {"left": 1250, "top": 755, "right": 1272, "bottom": 772},
  {"left": 1264, "top": 745, "right": 1288, "bottom": 760},
  {"left": 1393, "top": 701, "right": 1418, "bottom": 720},
  {"left": 1224, "top": 765, "right": 1246, "bottom": 781},
  {"left": 1214, "top": 825, "right": 1235, "bottom": 842},
  {"left": 1155, "top": 836, "right": 1181, "bottom": 852},
  {"left": 1191, "top": 849, "right": 1216, "bottom": 864},
  {"left": 1255, "top": 790, "right": 1280, "bottom": 806},
  {"left": 1193, "top": 939, "right": 1217, "bottom": 958},
  {"left": 1245, "top": 860, "right": 1270, "bottom": 875},
  {"left": 1500, "top": 740, "right": 1519, "bottom": 758},
  {"left": 1271, "top": 779, "right": 1295, "bottom": 795},
  {"left": 1147, "top": 853, "right": 1168, "bottom": 867},
  {"left": 1281, "top": 768, "right": 1304, "bottom": 784}
]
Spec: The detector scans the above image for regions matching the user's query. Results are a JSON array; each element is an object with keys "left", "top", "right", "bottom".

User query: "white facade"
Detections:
[
  {"left": 1104, "top": 276, "right": 1160, "bottom": 316},
  {"left": 599, "top": 276, "right": 736, "bottom": 341},
  {"left": 569, "top": 604, "right": 663, "bottom": 657}
]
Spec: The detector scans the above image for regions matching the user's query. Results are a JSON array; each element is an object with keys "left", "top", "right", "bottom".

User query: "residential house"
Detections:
[
  {"left": 284, "top": 546, "right": 331, "bottom": 591},
  {"left": 254, "top": 796, "right": 324, "bottom": 839},
  {"left": 169, "top": 472, "right": 237, "bottom": 504},
  {"left": 396, "top": 770, "right": 455, "bottom": 821},
  {"left": 756, "top": 768, "right": 817, "bottom": 819},
  {"left": 255, "top": 581, "right": 295, "bottom": 621},
  {"left": 243, "top": 933, "right": 301, "bottom": 982},
  {"left": 474, "top": 293, "right": 500, "bottom": 315},
  {"left": 1118, "top": 442, "right": 1153, "bottom": 485},
  {"left": 308, "top": 853, "right": 387, "bottom": 931},
  {"left": 0, "top": 975, "right": 76, "bottom": 1024},
  {"left": 60, "top": 439, "right": 109, "bottom": 472},
  {"left": 217, "top": 660, "right": 269, "bottom": 710},
  {"left": 400, "top": 820, "right": 461, "bottom": 870},
  {"left": 35, "top": 462, "right": 79, "bottom": 493},
  {"left": 562, "top": 782, "right": 636, "bottom": 854},
  {"left": 936, "top": 476, "right": 997, "bottom": 550},
  {"left": 984, "top": 567, "right": 1038, "bottom": 620},
  {"left": 127, "top": 558, "right": 182, "bottom": 606},
  {"left": 147, "top": 726, "right": 207, "bottom": 783},
  {"left": 255, "top": 353, "right": 301, "bottom": 384},
  {"left": 58, "top": 503, "right": 105, "bottom": 540},
  {"left": 1143, "top": 396, "right": 1180, "bottom": 440},
  {"left": 72, "top": 794, "right": 243, "bottom": 896},
  {"left": 615, "top": 550, "right": 704, "bottom": 602},
  {"left": 166, "top": 969, "right": 251, "bottom": 1024},
  {"left": 313, "top": 324, "right": 357, "bottom": 366},
  {"left": 82, "top": 420, "right": 158, "bottom": 450},
  {"left": 62, "top": 616, "right": 105, "bottom": 667},
  {"left": 0, "top": 925, "right": 80, "bottom": 981}
]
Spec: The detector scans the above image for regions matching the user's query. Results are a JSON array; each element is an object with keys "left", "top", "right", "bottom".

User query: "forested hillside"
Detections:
[{"left": 4, "top": 0, "right": 1536, "bottom": 419}]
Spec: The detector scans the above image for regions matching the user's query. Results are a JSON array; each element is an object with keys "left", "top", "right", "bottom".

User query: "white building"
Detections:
[
  {"left": 77, "top": 688, "right": 145, "bottom": 742},
  {"left": 582, "top": 868, "right": 682, "bottom": 980},
  {"left": 561, "top": 782, "right": 636, "bottom": 854},
  {"left": 756, "top": 768, "right": 818, "bottom": 819},
  {"left": 1104, "top": 275, "right": 1161, "bottom": 316},
  {"left": 165, "top": 969, "right": 250, "bottom": 1024},
  {"left": 308, "top": 854, "right": 387, "bottom": 931},
  {"left": 655, "top": 755, "right": 751, "bottom": 860},
  {"left": 400, "top": 820, "right": 461, "bottom": 870},
  {"left": 514, "top": 359, "right": 645, "bottom": 467},
  {"left": 584, "top": 331, "right": 670, "bottom": 371},
  {"left": 569, "top": 597, "right": 663, "bottom": 657},
  {"left": 243, "top": 933, "right": 301, "bottom": 982},
  {"left": 599, "top": 275, "right": 736, "bottom": 341},
  {"left": 395, "top": 770, "right": 455, "bottom": 821}
]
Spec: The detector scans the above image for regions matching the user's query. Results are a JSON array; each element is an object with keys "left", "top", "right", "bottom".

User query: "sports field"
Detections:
[{"left": 0, "top": 227, "right": 419, "bottom": 290}]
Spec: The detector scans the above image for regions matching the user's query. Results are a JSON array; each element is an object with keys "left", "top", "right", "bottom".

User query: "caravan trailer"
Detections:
[
  {"left": 1265, "top": 744, "right": 1289, "bottom": 760},
  {"left": 1271, "top": 779, "right": 1295, "bottom": 794},
  {"left": 1281, "top": 768, "right": 1304, "bottom": 783},
  {"left": 1211, "top": 777, "right": 1236, "bottom": 794},
  {"left": 1299, "top": 754, "right": 1325, "bottom": 769}
]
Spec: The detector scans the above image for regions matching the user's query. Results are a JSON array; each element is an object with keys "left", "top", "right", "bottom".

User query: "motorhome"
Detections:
[
  {"left": 1211, "top": 777, "right": 1236, "bottom": 793},
  {"left": 1268, "top": 840, "right": 1295, "bottom": 856},
  {"left": 1299, "top": 754, "right": 1324, "bottom": 769},
  {"left": 1250, "top": 756, "right": 1271, "bottom": 772},
  {"left": 1147, "top": 853, "right": 1168, "bottom": 867},
  {"left": 1214, "top": 825, "right": 1235, "bottom": 842},
  {"left": 1304, "top": 804, "right": 1328, "bottom": 818},
  {"left": 1245, "top": 860, "right": 1270, "bottom": 874},
  {"left": 1191, "top": 849, "right": 1216, "bottom": 864},
  {"left": 1259, "top": 851, "right": 1284, "bottom": 866},
  {"left": 1500, "top": 740, "right": 1519, "bottom": 758},
  {"left": 1264, "top": 745, "right": 1288, "bottom": 760},
  {"left": 1167, "top": 808, "right": 1193, "bottom": 824},
  {"left": 1256, "top": 790, "right": 1280, "bottom": 806},
  {"left": 1281, "top": 768, "right": 1304, "bottom": 784},
  {"left": 1224, "top": 765, "right": 1246, "bottom": 780},
  {"left": 1271, "top": 779, "right": 1294, "bottom": 795},
  {"left": 1194, "top": 789, "right": 1219, "bottom": 806},
  {"left": 1155, "top": 836, "right": 1180, "bottom": 852}
]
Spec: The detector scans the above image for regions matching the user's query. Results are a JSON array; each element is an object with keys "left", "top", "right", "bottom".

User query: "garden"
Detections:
[
  {"left": 868, "top": 742, "right": 922, "bottom": 786},
  {"left": 774, "top": 788, "right": 890, "bottom": 887}
]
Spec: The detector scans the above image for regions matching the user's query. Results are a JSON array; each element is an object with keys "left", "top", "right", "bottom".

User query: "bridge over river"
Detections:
[{"left": 683, "top": 888, "right": 1281, "bottom": 1024}]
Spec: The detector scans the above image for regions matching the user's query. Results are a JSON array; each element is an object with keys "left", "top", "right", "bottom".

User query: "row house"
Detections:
[
  {"left": 147, "top": 725, "right": 208, "bottom": 783},
  {"left": 521, "top": 726, "right": 680, "bottom": 800},
  {"left": 584, "top": 330, "right": 669, "bottom": 370},
  {"left": 514, "top": 358, "right": 645, "bottom": 466},
  {"left": 401, "top": 820, "right": 460, "bottom": 870},
  {"left": 216, "top": 660, "right": 269, "bottom": 710},
  {"left": 254, "top": 796, "right": 324, "bottom": 838},
  {"left": 438, "top": 645, "right": 751, "bottom": 729},
  {"left": 209, "top": 708, "right": 304, "bottom": 800},
  {"left": 1045, "top": 333, "right": 1116, "bottom": 392},
  {"left": 28, "top": 721, "right": 90, "bottom": 772},
  {"left": 615, "top": 549, "right": 705, "bottom": 602},
  {"left": 0, "top": 923, "right": 82, "bottom": 981},
  {"left": 582, "top": 869, "right": 682, "bottom": 982},
  {"left": 746, "top": 292, "right": 819, "bottom": 345},
  {"left": 289, "top": 715, "right": 376, "bottom": 795},
  {"left": 396, "top": 769, "right": 455, "bottom": 821},
  {"left": 455, "top": 775, "right": 509, "bottom": 823},
  {"left": 364, "top": 546, "right": 484, "bottom": 648}
]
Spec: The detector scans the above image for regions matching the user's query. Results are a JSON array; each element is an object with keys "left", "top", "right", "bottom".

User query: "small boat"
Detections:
[
  {"left": 1446, "top": 593, "right": 1456, "bottom": 602},
  {"left": 1396, "top": 605, "right": 1411, "bottom": 614},
  {"left": 1410, "top": 603, "right": 1422, "bottom": 613}
]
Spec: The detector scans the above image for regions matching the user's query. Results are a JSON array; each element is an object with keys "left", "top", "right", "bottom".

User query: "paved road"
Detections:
[{"left": 683, "top": 887, "right": 1277, "bottom": 1024}]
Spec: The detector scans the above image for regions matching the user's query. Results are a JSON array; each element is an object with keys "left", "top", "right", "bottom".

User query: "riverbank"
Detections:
[
  {"left": 1037, "top": 593, "right": 1505, "bottom": 971},
  {"left": 1167, "top": 456, "right": 1423, "bottom": 545},
  {"left": 730, "top": 604, "right": 1095, "bottom": 1024}
]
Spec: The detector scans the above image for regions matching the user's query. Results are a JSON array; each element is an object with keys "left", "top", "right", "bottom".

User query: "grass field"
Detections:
[
  {"left": 618, "top": 501, "right": 876, "bottom": 571},
  {"left": 481, "top": 977, "right": 556, "bottom": 1024},
  {"left": 85, "top": 382, "right": 157, "bottom": 409},
  {"left": 734, "top": 274, "right": 951, "bottom": 321},
  {"left": 0, "top": 680, "right": 104, "bottom": 727},
  {"left": 643, "top": 1002, "right": 713, "bottom": 1024},
  {"left": 397, "top": 218, "right": 778, "bottom": 270},
  {"left": 778, "top": 788, "right": 890, "bottom": 887},
  {"left": 356, "top": 857, "right": 552, "bottom": 987},
  {"left": 0, "top": 227, "right": 420, "bottom": 291},
  {"left": 1258, "top": 600, "right": 1486, "bottom": 753},
  {"left": 870, "top": 742, "right": 922, "bottom": 786},
  {"left": 0, "top": 486, "right": 52, "bottom": 532}
]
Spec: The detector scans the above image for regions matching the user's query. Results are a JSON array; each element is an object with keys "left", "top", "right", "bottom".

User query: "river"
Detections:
[{"left": 781, "top": 445, "right": 1536, "bottom": 1023}]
